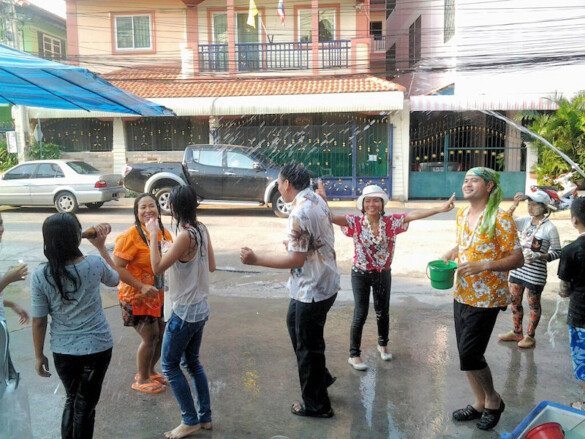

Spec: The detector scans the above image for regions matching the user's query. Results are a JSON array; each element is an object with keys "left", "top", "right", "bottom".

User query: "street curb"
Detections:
[{"left": 114, "top": 197, "right": 571, "bottom": 217}]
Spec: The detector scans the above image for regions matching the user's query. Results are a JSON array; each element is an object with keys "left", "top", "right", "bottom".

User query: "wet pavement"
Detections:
[
  {"left": 0, "top": 201, "right": 582, "bottom": 438},
  {"left": 6, "top": 288, "right": 577, "bottom": 439}
]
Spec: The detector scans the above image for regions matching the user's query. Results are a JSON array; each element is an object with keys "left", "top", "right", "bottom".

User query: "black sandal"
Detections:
[
  {"left": 291, "top": 402, "right": 334, "bottom": 418},
  {"left": 452, "top": 405, "right": 482, "bottom": 421},
  {"left": 477, "top": 400, "right": 505, "bottom": 430}
]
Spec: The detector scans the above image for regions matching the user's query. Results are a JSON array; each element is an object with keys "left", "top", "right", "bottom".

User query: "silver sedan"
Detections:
[{"left": 0, "top": 160, "right": 126, "bottom": 213}]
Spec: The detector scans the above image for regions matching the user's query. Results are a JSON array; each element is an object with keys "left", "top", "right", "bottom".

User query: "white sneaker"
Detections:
[
  {"left": 377, "top": 346, "right": 393, "bottom": 361},
  {"left": 348, "top": 357, "right": 368, "bottom": 371}
]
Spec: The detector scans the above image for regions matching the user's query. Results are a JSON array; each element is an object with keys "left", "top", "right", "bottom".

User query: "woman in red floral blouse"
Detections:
[{"left": 319, "top": 183, "right": 455, "bottom": 370}]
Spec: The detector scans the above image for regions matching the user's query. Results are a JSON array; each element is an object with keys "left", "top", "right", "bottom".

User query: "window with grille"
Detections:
[
  {"left": 114, "top": 15, "right": 152, "bottom": 51},
  {"left": 408, "top": 15, "right": 422, "bottom": 67},
  {"left": 299, "top": 9, "right": 336, "bottom": 42},
  {"left": 370, "top": 22, "right": 382, "bottom": 40},
  {"left": 38, "top": 33, "right": 63, "bottom": 60}
]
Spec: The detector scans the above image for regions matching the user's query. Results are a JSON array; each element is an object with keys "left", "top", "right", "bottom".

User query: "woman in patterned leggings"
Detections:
[{"left": 498, "top": 191, "right": 561, "bottom": 348}]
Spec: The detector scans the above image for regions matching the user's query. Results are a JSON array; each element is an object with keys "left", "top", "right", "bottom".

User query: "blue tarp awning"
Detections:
[{"left": 0, "top": 44, "right": 174, "bottom": 116}]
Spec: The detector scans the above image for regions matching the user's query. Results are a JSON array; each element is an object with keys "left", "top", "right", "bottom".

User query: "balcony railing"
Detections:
[
  {"left": 373, "top": 38, "right": 385, "bottom": 52},
  {"left": 199, "top": 40, "right": 350, "bottom": 72},
  {"left": 319, "top": 40, "right": 349, "bottom": 68},
  {"left": 199, "top": 44, "right": 229, "bottom": 72}
]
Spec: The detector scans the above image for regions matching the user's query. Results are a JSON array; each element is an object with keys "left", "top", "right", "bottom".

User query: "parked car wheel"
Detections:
[
  {"left": 55, "top": 191, "right": 79, "bottom": 213},
  {"left": 271, "top": 191, "right": 290, "bottom": 218},
  {"left": 86, "top": 202, "right": 104, "bottom": 210},
  {"left": 155, "top": 187, "right": 172, "bottom": 215}
]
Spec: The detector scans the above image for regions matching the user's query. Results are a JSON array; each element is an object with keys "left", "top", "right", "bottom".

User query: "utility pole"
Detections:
[{"left": 0, "top": 0, "right": 22, "bottom": 50}]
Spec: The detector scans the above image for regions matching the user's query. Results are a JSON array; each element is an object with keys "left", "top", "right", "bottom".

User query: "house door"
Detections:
[
  {"left": 236, "top": 13, "right": 261, "bottom": 71},
  {"left": 212, "top": 14, "right": 228, "bottom": 71}
]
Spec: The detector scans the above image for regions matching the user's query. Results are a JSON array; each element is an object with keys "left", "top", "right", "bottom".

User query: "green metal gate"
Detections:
[
  {"left": 218, "top": 114, "right": 392, "bottom": 198},
  {"left": 409, "top": 112, "right": 526, "bottom": 198}
]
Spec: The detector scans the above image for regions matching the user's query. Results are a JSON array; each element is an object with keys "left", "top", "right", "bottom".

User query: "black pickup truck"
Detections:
[{"left": 122, "top": 144, "right": 290, "bottom": 217}]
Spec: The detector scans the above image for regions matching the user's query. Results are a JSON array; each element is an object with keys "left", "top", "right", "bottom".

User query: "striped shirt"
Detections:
[{"left": 509, "top": 216, "right": 561, "bottom": 287}]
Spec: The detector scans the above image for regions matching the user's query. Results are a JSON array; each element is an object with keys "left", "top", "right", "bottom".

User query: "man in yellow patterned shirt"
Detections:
[{"left": 442, "top": 167, "right": 523, "bottom": 431}]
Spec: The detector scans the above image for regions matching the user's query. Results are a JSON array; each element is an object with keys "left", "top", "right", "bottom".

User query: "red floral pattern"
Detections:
[{"left": 342, "top": 214, "right": 408, "bottom": 271}]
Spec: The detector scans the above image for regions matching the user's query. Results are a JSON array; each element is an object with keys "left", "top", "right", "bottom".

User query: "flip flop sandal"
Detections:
[
  {"left": 150, "top": 373, "right": 168, "bottom": 385},
  {"left": 134, "top": 373, "right": 168, "bottom": 386},
  {"left": 131, "top": 381, "right": 166, "bottom": 394},
  {"left": 290, "top": 402, "right": 334, "bottom": 418}
]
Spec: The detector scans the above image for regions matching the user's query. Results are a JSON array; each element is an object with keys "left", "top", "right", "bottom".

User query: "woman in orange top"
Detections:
[{"left": 113, "top": 194, "right": 172, "bottom": 394}]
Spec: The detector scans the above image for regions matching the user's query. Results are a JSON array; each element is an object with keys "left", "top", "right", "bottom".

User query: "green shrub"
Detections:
[
  {"left": 519, "top": 94, "right": 585, "bottom": 181},
  {"left": 28, "top": 142, "right": 61, "bottom": 160},
  {"left": 0, "top": 140, "right": 17, "bottom": 172}
]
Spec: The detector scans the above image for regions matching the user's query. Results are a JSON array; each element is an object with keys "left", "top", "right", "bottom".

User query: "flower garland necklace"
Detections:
[
  {"left": 363, "top": 215, "right": 384, "bottom": 246},
  {"left": 460, "top": 208, "right": 484, "bottom": 250}
]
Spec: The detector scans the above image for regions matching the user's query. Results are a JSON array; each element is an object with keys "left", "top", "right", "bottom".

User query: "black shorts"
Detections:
[{"left": 453, "top": 300, "right": 500, "bottom": 371}]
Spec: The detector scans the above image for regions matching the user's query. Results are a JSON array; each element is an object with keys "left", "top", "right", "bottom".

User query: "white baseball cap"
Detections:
[
  {"left": 526, "top": 190, "right": 552, "bottom": 207},
  {"left": 356, "top": 185, "right": 389, "bottom": 211}
]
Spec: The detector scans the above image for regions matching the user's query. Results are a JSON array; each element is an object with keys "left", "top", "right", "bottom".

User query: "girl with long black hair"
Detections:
[
  {"left": 147, "top": 185, "right": 215, "bottom": 439},
  {"left": 113, "top": 193, "right": 172, "bottom": 394},
  {"left": 31, "top": 214, "right": 118, "bottom": 439}
]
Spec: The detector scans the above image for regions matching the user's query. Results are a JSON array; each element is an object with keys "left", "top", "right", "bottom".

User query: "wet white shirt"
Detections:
[
  {"left": 286, "top": 187, "right": 340, "bottom": 303},
  {"left": 167, "top": 224, "right": 210, "bottom": 323}
]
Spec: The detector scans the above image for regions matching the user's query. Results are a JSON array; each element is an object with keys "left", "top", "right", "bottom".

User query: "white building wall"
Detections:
[
  {"left": 387, "top": 0, "right": 585, "bottom": 100},
  {"left": 199, "top": 0, "right": 358, "bottom": 45},
  {"left": 390, "top": 107, "right": 410, "bottom": 200},
  {"left": 112, "top": 118, "right": 127, "bottom": 175},
  {"left": 60, "top": 152, "right": 115, "bottom": 173},
  {"left": 455, "top": 0, "right": 585, "bottom": 99},
  {"left": 387, "top": 0, "right": 456, "bottom": 96}
]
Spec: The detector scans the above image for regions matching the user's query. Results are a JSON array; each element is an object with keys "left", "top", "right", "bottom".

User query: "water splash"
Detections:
[
  {"left": 547, "top": 295, "right": 569, "bottom": 349},
  {"left": 359, "top": 368, "right": 375, "bottom": 428},
  {"left": 482, "top": 109, "right": 585, "bottom": 179}
]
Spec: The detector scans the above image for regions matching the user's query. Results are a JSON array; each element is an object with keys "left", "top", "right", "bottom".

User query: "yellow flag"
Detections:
[{"left": 247, "top": 0, "right": 258, "bottom": 28}]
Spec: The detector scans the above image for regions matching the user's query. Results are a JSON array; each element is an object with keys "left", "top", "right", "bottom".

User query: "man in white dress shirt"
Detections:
[{"left": 241, "top": 162, "right": 340, "bottom": 418}]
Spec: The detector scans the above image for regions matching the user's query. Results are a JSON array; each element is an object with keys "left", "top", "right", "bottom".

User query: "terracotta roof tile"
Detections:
[{"left": 102, "top": 65, "right": 404, "bottom": 99}]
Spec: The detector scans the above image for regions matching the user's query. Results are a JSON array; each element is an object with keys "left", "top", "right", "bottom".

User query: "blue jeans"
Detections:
[
  {"left": 350, "top": 269, "right": 391, "bottom": 358},
  {"left": 162, "top": 313, "right": 211, "bottom": 426}
]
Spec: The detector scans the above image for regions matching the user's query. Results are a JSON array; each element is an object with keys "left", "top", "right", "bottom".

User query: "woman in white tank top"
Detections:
[{"left": 147, "top": 185, "right": 216, "bottom": 439}]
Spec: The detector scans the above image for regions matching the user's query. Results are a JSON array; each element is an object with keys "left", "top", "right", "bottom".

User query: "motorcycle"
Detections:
[{"left": 530, "top": 169, "right": 579, "bottom": 211}]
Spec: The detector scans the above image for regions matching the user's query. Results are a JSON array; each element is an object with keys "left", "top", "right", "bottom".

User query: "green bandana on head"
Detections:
[{"left": 465, "top": 167, "right": 502, "bottom": 239}]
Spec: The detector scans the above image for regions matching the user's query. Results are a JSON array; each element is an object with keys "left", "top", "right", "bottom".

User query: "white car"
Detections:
[{"left": 0, "top": 160, "right": 126, "bottom": 213}]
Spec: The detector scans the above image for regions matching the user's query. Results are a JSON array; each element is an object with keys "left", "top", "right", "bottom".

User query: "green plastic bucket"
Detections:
[{"left": 427, "top": 260, "right": 457, "bottom": 290}]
